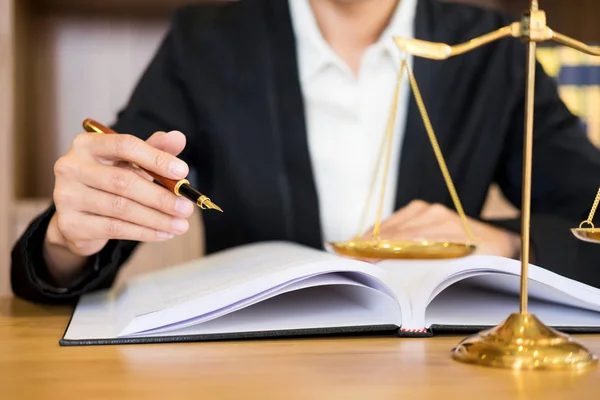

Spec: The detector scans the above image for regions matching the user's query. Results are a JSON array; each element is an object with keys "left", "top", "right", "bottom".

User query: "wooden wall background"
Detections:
[
  {"left": 0, "top": 0, "right": 598, "bottom": 296},
  {"left": 0, "top": 0, "right": 15, "bottom": 298}
]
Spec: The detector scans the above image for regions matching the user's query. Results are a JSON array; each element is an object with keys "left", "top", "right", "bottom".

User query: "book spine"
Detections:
[{"left": 395, "top": 327, "right": 432, "bottom": 337}]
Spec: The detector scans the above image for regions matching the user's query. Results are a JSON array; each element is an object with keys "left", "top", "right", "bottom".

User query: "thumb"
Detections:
[{"left": 145, "top": 130, "right": 187, "bottom": 156}]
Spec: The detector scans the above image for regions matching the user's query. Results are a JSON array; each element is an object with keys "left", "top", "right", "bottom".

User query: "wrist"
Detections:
[
  {"left": 505, "top": 231, "right": 521, "bottom": 260},
  {"left": 45, "top": 214, "right": 68, "bottom": 248},
  {"left": 480, "top": 222, "right": 521, "bottom": 259},
  {"left": 43, "top": 215, "right": 90, "bottom": 287}
]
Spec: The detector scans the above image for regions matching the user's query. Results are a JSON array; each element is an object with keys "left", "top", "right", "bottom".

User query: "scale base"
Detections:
[
  {"left": 451, "top": 313, "right": 598, "bottom": 370},
  {"left": 328, "top": 239, "right": 476, "bottom": 260}
]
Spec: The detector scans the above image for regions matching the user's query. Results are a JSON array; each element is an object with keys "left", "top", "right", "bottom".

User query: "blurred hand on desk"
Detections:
[
  {"left": 363, "top": 200, "right": 521, "bottom": 259},
  {"left": 43, "top": 130, "right": 195, "bottom": 286}
]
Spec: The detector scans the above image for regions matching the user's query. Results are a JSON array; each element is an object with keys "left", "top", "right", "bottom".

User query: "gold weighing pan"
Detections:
[
  {"left": 571, "top": 227, "right": 600, "bottom": 243},
  {"left": 329, "top": 239, "right": 476, "bottom": 260}
]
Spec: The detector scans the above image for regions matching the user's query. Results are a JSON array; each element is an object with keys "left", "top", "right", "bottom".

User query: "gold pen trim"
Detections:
[
  {"left": 197, "top": 195, "right": 210, "bottom": 209},
  {"left": 174, "top": 179, "right": 189, "bottom": 197}
]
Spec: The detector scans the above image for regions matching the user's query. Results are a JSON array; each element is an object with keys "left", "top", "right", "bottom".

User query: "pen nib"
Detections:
[{"left": 204, "top": 200, "right": 223, "bottom": 212}]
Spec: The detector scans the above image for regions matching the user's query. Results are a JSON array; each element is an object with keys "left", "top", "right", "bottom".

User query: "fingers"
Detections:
[
  {"left": 57, "top": 211, "right": 177, "bottom": 244},
  {"left": 388, "top": 220, "right": 468, "bottom": 242},
  {"left": 362, "top": 200, "right": 469, "bottom": 243},
  {"left": 361, "top": 200, "right": 430, "bottom": 238},
  {"left": 105, "top": 130, "right": 188, "bottom": 182},
  {"left": 113, "top": 160, "right": 154, "bottom": 182},
  {"left": 388, "top": 202, "right": 457, "bottom": 232},
  {"left": 385, "top": 200, "right": 430, "bottom": 225},
  {"left": 72, "top": 132, "right": 189, "bottom": 180},
  {"left": 58, "top": 183, "right": 191, "bottom": 236},
  {"left": 67, "top": 162, "right": 195, "bottom": 218}
]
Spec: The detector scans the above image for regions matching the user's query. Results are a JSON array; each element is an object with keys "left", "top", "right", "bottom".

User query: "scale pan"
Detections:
[
  {"left": 328, "top": 239, "right": 476, "bottom": 260},
  {"left": 571, "top": 228, "right": 600, "bottom": 244}
]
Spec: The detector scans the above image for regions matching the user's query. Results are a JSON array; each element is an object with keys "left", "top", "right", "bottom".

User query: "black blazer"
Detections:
[{"left": 11, "top": 0, "right": 600, "bottom": 303}]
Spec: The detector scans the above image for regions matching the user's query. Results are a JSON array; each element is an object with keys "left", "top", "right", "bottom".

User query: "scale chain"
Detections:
[
  {"left": 580, "top": 187, "right": 600, "bottom": 229},
  {"left": 355, "top": 58, "right": 476, "bottom": 244},
  {"left": 404, "top": 61, "right": 476, "bottom": 243},
  {"left": 356, "top": 62, "right": 407, "bottom": 241}
]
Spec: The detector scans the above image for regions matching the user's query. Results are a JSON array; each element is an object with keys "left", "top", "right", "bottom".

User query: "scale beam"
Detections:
[
  {"left": 394, "top": 12, "right": 600, "bottom": 60},
  {"left": 394, "top": 22, "right": 520, "bottom": 60}
]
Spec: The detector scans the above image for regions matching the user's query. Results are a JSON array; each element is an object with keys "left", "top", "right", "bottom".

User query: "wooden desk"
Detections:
[{"left": 1, "top": 297, "right": 600, "bottom": 399}]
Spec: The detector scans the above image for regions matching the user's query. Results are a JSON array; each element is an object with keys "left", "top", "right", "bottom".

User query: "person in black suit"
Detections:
[{"left": 11, "top": 0, "right": 600, "bottom": 304}]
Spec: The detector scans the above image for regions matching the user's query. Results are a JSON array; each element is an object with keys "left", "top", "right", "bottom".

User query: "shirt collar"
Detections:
[{"left": 289, "top": 0, "right": 418, "bottom": 84}]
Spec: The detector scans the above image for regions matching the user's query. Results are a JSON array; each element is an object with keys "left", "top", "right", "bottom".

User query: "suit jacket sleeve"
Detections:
[
  {"left": 486, "top": 42, "right": 600, "bottom": 287},
  {"left": 10, "top": 15, "right": 203, "bottom": 304}
]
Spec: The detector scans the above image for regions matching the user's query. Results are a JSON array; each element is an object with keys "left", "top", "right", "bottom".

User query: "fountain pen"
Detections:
[{"left": 82, "top": 118, "right": 223, "bottom": 212}]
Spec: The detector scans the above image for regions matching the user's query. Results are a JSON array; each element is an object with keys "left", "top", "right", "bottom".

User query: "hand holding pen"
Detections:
[
  {"left": 46, "top": 120, "right": 220, "bottom": 261},
  {"left": 82, "top": 119, "right": 222, "bottom": 212}
]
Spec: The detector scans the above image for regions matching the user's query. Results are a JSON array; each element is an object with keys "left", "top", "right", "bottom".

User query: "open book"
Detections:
[{"left": 61, "top": 241, "right": 600, "bottom": 346}]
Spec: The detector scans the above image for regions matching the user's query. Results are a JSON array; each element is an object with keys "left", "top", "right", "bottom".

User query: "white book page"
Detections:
[
  {"left": 423, "top": 256, "right": 600, "bottom": 312},
  {"left": 120, "top": 241, "right": 384, "bottom": 306},
  {"left": 63, "top": 271, "right": 401, "bottom": 341},
  {"left": 372, "top": 258, "right": 456, "bottom": 329},
  {"left": 133, "top": 281, "right": 402, "bottom": 338},
  {"left": 66, "top": 241, "right": 399, "bottom": 339},
  {"left": 378, "top": 254, "right": 600, "bottom": 330},
  {"left": 121, "top": 241, "right": 343, "bottom": 315},
  {"left": 121, "top": 271, "right": 397, "bottom": 336},
  {"left": 63, "top": 290, "right": 124, "bottom": 340},
  {"left": 426, "top": 278, "right": 600, "bottom": 328}
]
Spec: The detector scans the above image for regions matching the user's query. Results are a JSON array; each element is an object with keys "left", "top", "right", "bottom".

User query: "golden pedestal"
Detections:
[{"left": 452, "top": 313, "right": 598, "bottom": 370}]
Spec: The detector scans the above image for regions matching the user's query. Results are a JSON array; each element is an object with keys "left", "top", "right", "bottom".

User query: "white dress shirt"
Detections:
[{"left": 288, "top": 0, "right": 418, "bottom": 243}]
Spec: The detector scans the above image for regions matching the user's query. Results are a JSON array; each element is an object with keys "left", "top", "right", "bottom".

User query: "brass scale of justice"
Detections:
[{"left": 329, "top": 0, "right": 600, "bottom": 370}]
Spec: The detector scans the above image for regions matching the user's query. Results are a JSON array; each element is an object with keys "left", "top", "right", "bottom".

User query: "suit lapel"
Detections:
[
  {"left": 394, "top": 0, "right": 451, "bottom": 209},
  {"left": 264, "top": 0, "right": 323, "bottom": 248},
  {"left": 196, "top": 0, "right": 321, "bottom": 248}
]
